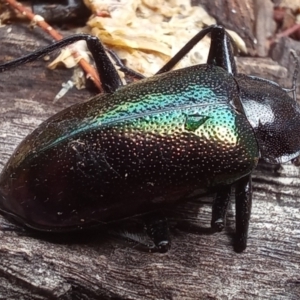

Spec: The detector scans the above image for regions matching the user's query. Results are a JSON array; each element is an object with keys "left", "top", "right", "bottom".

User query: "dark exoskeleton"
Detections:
[{"left": 0, "top": 25, "right": 300, "bottom": 253}]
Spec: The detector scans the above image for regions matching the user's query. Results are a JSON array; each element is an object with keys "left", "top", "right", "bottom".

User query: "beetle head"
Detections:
[{"left": 236, "top": 74, "right": 300, "bottom": 164}]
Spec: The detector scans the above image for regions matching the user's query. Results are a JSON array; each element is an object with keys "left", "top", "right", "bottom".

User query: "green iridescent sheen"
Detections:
[
  {"left": 36, "top": 65, "right": 234, "bottom": 147},
  {"left": 2, "top": 62, "right": 259, "bottom": 231},
  {"left": 11, "top": 64, "right": 257, "bottom": 178}
]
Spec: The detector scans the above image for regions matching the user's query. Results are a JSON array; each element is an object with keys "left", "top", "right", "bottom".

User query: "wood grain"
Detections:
[{"left": 0, "top": 24, "right": 300, "bottom": 300}]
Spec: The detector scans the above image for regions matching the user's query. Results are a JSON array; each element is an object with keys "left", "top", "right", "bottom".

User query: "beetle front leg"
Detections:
[
  {"left": 211, "top": 186, "right": 232, "bottom": 232},
  {"left": 144, "top": 212, "right": 171, "bottom": 253},
  {"left": 156, "top": 25, "right": 217, "bottom": 74},
  {"left": 234, "top": 175, "right": 252, "bottom": 253}
]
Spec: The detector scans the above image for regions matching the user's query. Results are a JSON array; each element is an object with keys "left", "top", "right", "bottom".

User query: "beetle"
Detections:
[{"left": 0, "top": 25, "right": 299, "bottom": 253}]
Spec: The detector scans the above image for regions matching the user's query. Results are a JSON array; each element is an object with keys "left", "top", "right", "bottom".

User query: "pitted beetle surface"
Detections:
[{"left": 0, "top": 25, "right": 299, "bottom": 253}]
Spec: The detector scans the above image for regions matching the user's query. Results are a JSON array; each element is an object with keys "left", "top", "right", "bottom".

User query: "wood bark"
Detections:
[
  {"left": 194, "top": 0, "right": 256, "bottom": 54},
  {"left": 0, "top": 23, "right": 300, "bottom": 300}
]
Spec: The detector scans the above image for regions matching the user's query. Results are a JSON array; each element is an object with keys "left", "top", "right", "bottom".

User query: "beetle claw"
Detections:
[{"left": 211, "top": 219, "right": 225, "bottom": 232}]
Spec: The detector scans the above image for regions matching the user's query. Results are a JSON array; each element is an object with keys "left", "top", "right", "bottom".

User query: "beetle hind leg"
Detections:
[
  {"left": 143, "top": 212, "right": 171, "bottom": 253},
  {"left": 212, "top": 176, "right": 252, "bottom": 252},
  {"left": 105, "top": 213, "right": 171, "bottom": 253},
  {"left": 234, "top": 175, "right": 252, "bottom": 252},
  {"left": 211, "top": 186, "right": 232, "bottom": 232}
]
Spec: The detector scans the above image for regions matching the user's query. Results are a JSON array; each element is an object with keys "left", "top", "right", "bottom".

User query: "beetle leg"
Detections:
[
  {"left": 234, "top": 175, "right": 252, "bottom": 253},
  {"left": 83, "top": 36, "right": 123, "bottom": 92},
  {"left": 211, "top": 186, "right": 232, "bottom": 232},
  {"left": 155, "top": 25, "right": 237, "bottom": 76},
  {"left": 144, "top": 212, "right": 171, "bottom": 253},
  {"left": 156, "top": 25, "right": 217, "bottom": 74},
  {"left": 0, "top": 34, "right": 123, "bottom": 93},
  {"left": 108, "top": 25, "right": 236, "bottom": 79},
  {"left": 106, "top": 216, "right": 170, "bottom": 253},
  {"left": 207, "top": 26, "right": 237, "bottom": 76}
]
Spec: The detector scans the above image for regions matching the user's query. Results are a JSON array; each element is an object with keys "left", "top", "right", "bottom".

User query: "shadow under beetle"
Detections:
[{"left": 0, "top": 25, "right": 300, "bottom": 253}]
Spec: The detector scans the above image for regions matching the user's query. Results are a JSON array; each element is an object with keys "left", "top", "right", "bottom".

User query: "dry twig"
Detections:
[{"left": 3, "top": 0, "right": 102, "bottom": 91}]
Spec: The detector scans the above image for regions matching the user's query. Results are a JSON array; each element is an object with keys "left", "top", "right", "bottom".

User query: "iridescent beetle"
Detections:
[{"left": 0, "top": 25, "right": 299, "bottom": 253}]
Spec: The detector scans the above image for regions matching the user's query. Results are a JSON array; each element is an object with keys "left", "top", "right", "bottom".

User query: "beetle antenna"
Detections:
[
  {"left": 105, "top": 48, "right": 145, "bottom": 80},
  {"left": 283, "top": 50, "right": 299, "bottom": 101},
  {"left": 291, "top": 50, "right": 299, "bottom": 101},
  {"left": 0, "top": 222, "right": 26, "bottom": 233}
]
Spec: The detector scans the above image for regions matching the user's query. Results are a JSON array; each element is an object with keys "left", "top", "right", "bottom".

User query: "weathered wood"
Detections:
[{"left": 1, "top": 24, "right": 300, "bottom": 300}]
